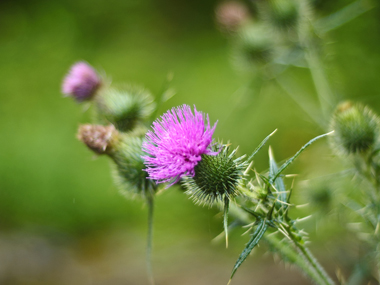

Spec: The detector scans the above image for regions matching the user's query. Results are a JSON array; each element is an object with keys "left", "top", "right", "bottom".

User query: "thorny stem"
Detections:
[
  {"left": 228, "top": 204, "right": 335, "bottom": 285},
  {"left": 283, "top": 223, "right": 335, "bottom": 285}
]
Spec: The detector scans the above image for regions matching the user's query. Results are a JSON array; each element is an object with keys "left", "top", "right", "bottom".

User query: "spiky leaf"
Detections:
[{"left": 229, "top": 218, "right": 268, "bottom": 281}]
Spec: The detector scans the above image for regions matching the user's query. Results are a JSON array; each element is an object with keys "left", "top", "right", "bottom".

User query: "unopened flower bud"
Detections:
[
  {"left": 182, "top": 145, "right": 247, "bottom": 206},
  {"left": 77, "top": 124, "right": 117, "bottom": 155},
  {"left": 264, "top": 0, "right": 300, "bottom": 30},
  {"left": 215, "top": 1, "right": 250, "bottom": 33},
  {"left": 112, "top": 135, "right": 157, "bottom": 198},
  {"left": 331, "top": 101, "right": 380, "bottom": 154},
  {"left": 233, "top": 24, "right": 274, "bottom": 71},
  {"left": 97, "top": 87, "right": 155, "bottom": 132},
  {"left": 62, "top": 62, "right": 101, "bottom": 102}
]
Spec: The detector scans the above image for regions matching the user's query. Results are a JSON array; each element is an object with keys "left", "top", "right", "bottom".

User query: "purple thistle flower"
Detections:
[
  {"left": 142, "top": 104, "right": 220, "bottom": 186},
  {"left": 62, "top": 61, "right": 101, "bottom": 102}
]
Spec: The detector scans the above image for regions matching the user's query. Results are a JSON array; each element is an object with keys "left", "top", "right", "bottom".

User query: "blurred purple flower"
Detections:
[
  {"left": 142, "top": 105, "right": 219, "bottom": 186},
  {"left": 62, "top": 61, "right": 101, "bottom": 102}
]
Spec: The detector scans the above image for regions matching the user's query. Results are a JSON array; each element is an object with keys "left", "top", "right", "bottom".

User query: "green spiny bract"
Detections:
[
  {"left": 96, "top": 87, "right": 156, "bottom": 132},
  {"left": 331, "top": 101, "right": 380, "bottom": 155},
  {"left": 182, "top": 145, "right": 248, "bottom": 206},
  {"left": 111, "top": 135, "right": 157, "bottom": 199}
]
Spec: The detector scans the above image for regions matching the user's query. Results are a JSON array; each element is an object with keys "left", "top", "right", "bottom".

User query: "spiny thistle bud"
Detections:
[
  {"left": 142, "top": 104, "right": 220, "bottom": 187},
  {"left": 182, "top": 145, "right": 248, "bottom": 206},
  {"left": 263, "top": 0, "right": 300, "bottom": 31},
  {"left": 97, "top": 87, "right": 155, "bottom": 132},
  {"left": 232, "top": 24, "right": 274, "bottom": 71},
  {"left": 215, "top": 1, "right": 250, "bottom": 34},
  {"left": 331, "top": 101, "right": 380, "bottom": 154},
  {"left": 77, "top": 124, "right": 117, "bottom": 155},
  {"left": 111, "top": 135, "right": 157, "bottom": 198},
  {"left": 62, "top": 62, "right": 101, "bottom": 102}
]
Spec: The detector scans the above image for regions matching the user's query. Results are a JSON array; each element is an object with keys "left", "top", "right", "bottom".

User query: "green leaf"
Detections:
[
  {"left": 268, "top": 147, "right": 287, "bottom": 206},
  {"left": 229, "top": 218, "right": 268, "bottom": 282},
  {"left": 272, "top": 132, "right": 333, "bottom": 182},
  {"left": 247, "top": 129, "right": 277, "bottom": 163},
  {"left": 314, "top": 0, "right": 374, "bottom": 34}
]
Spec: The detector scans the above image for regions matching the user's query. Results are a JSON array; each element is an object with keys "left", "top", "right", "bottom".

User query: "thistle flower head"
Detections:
[
  {"left": 62, "top": 62, "right": 101, "bottom": 102},
  {"left": 182, "top": 145, "right": 248, "bottom": 205},
  {"left": 142, "top": 105, "right": 219, "bottom": 187},
  {"left": 77, "top": 124, "right": 117, "bottom": 155},
  {"left": 331, "top": 101, "right": 380, "bottom": 154}
]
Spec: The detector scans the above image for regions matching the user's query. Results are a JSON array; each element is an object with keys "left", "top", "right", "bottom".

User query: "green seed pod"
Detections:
[
  {"left": 331, "top": 101, "right": 380, "bottom": 155},
  {"left": 232, "top": 24, "right": 274, "bottom": 72},
  {"left": 111, "top": 135, "right": 157, "bottom": 199},
  {"left": 96, "top": 86, "right": 156, "bottom": 132},
  {"left": 182, "top": 145, "right": 248, "bottom": 206}
]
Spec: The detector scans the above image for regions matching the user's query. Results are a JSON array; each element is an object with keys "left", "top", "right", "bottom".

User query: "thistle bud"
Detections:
[
  {"left": 96, "top": 87, "right": 155, "bottom": 132},
  {"left": 215, "top": 1, "right": 250, "bottom": 34},
  {"left": 111, "top": 135, "right": 157, "bottom": 198},
  {"left": 331, "top": 101, "right": 380, "bottom": 154},
  {"left": 263, "top": 0, "right": 300, "bottom": 31},
  {"left": 62, "top": 62, "right": 101, "bottom": 102},
  {"left": 232, "top": 24, "right": 274, "bottom": 72},
  {"left": 77, "top": 124, "right": 117, "bottom": 155},
  {"left": 182, "top": 145, "right": 247, "bottom": 206}
]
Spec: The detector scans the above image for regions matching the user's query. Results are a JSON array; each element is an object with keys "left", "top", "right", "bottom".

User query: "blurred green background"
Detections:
[{"left": 1, "top": 0, "right": 380, "bottom": 284}]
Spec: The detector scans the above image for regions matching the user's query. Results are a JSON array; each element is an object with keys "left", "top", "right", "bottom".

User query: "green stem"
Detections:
[
  {"left": 285, "top": 225, "right": 335, "bottom": 285},
  {"left": 304, "top": 47, "right": 335, "bottom": 121},
  {"left": 146, "top": 194, "right": 155, "bottom": 285},
  {"left": 264, "top": 234, "right": 326, "bottom": 284},
  {"left": 224, "top": 197, "right": 230, "bottom": 248},
  {"left": 229, "top": 204, "right": 334, "bottom": 284},
  {"left": 275, "top": 76, "right": 324, "bottom": 130}
]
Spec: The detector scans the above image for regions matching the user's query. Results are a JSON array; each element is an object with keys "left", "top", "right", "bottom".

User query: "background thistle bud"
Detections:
[
  {"left": 232, "top": 24, "right": 274, "bottom": 72},
  {"left": 77, "top": 124, "right": 117, "bottom": 155},
  {"left": 215, "top": 1, "right": 250, "bottom": 34},
  {"left": 330, "top": 101, "right": 380, "bottom": 154},
  {"left": 97, "top": 87, "right": 156, "bottom": 132},
  {"left": 62, "top": 61, "right": 101, "bottom": 102},
  {"left": 111, "top": 135, "right": 157, "bottom": 198},
  {"left": 263, "top": 0, "right": 300, "bottom": 31},
  {"left": 182, "top": 145, "right": 247, "bottom": 206}
]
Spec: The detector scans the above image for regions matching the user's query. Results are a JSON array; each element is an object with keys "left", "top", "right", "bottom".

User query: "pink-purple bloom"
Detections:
[
  {"left": 62, "top": 61, "right": 101, "bottom": 101},
  {"left": 142, "top": 105, "right": 220, "bottom": 186}
]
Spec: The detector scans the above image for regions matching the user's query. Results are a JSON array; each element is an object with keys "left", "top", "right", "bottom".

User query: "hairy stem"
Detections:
[
  {"left": 229, "top": 204, "right": 334, "bottom": 284},
  {"left": 284, "top": 224, "right": 335, "bottom": 285}
]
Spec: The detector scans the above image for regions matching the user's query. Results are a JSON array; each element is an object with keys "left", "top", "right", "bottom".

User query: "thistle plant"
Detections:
[
  {"left": 62, "top": 59, "right": 339, "bottom": 284},
  {"left": 330, "top": 101, "right": 380, "bottom": 282},
  {"left": 62, "top": 2, "right": 378, "bottom": 281},
  {"left": 215, "top": 0, "right": 379, "bottom": 282}
]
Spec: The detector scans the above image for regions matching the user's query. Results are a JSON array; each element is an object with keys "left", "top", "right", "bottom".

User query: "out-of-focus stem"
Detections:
[
  {"left": 275, "top": 76, "right": 324, "bottom": 129},
  {"left": 304, "top": 46, "right": 335, "bottom": 121},
  {"left": 146, "top": 194, "right": 155, "bottom": 285},
  {"left": 284, "top": 224, "right": 335, "bottom": 285}
]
